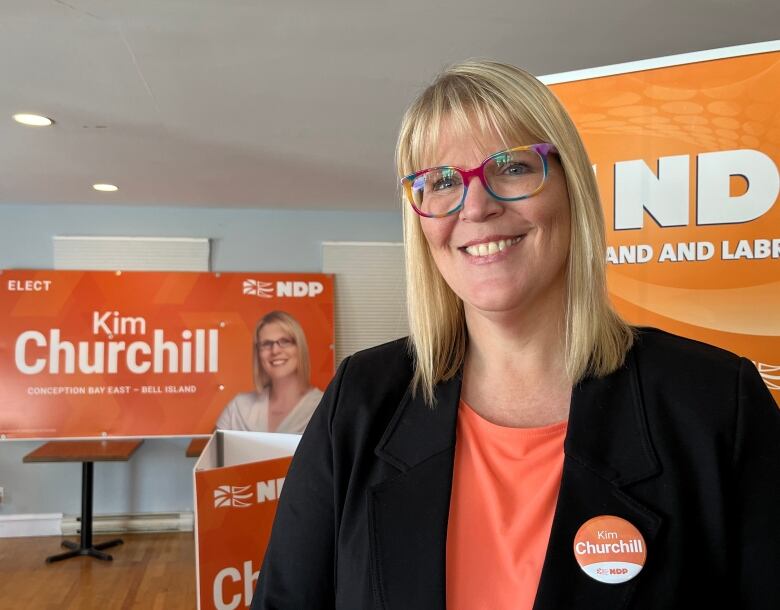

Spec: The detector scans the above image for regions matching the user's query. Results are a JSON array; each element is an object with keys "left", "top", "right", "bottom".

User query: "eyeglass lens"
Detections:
[
  {"left": 409, "top": 148, "right": 545, "bottom": 217},
  {"left": 259, "top": 338, "right": 295, "bottom": 351}
]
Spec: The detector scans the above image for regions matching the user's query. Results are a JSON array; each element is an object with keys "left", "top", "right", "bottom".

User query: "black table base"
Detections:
[{"left": 46, "top": 461, "right": 124, "bottom": 563}]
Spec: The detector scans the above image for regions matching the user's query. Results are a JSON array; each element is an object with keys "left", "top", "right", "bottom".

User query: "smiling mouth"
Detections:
[
  {"left": 461, "top": 235, "right": 524, "bottom": 258},
  {"left": 269, "top": 359, "right": 289, "bottom": 367}
]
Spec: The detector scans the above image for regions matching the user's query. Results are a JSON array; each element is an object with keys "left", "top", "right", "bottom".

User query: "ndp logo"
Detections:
[
  {"left": 241, "top": 280, "right": 274, "bottom": 298},
  {"left": 242, "top": 279, "right": 324, "bottom": 298},
  {"left": 213, "top": 478, "right": 286, "bottom": 509},
  {"left": 596, "top": 567, "right": 630, "bottom": 576},
  {"left": 214, "top": 485, "right": 253, "bottom": 508}
]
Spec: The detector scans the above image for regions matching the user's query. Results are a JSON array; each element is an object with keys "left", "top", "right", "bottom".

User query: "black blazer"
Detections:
[{"left": 251, "top": 328, "right": 780, "bottom": 609}]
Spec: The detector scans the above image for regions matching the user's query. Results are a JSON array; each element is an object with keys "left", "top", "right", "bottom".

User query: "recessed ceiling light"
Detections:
[
  {"left": 13, "top": 113, "right": 54, "bottom": 127},
  {"left": 93, "top": 183, "right": 118, "bottom": 192}
]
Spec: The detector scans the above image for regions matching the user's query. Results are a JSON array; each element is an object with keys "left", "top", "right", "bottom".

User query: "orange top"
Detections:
[{"left": 446, "top": 400, "right": 567, "bottom": 610}]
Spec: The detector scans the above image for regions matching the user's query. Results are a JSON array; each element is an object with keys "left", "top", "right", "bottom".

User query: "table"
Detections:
[
  {"left": 186, "top": 437, "right": 209, "bottom": 458},
  {"left": 23, "top": 440, "right": 143, "bottom": 563}
]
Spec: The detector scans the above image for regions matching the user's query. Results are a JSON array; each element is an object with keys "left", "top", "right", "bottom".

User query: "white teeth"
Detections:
[{"left": 465, "top": 236, "right": 522, "bottom": 258}]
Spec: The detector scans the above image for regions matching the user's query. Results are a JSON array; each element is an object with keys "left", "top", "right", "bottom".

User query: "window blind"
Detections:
[
  {"left": 322, "top": 242, "right": 408, "bottom": 366},
  {"left": 53, "top": 236, "right": 210, "bottom": 271}
]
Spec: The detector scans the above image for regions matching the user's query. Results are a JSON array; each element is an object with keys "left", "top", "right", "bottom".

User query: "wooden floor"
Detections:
[{"left": 0, "top": 532, "right": 196, "bottom": 610}]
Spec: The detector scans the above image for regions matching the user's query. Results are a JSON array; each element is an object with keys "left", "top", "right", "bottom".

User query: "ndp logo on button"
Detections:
[
  {"left": 242, "top": 279, "right": 324, "bottom": 298},
  {"left": 596, "top": 567, "right": 630, "bottom": 576}
]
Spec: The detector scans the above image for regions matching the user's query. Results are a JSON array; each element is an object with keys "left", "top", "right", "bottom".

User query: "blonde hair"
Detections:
[
  {"left": 396, "top": 60, "right": 634, "bottom": 404},
  {"left": 253, "top": 311, "right": 311, "bottom": 392}
]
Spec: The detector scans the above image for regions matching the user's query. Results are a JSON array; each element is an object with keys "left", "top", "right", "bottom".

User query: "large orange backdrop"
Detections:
[
  {"left": 549, "top": 47, "right": 779, "bottom": 403},
  {"left": 0, "top": 270, "right": 334, "bottom": 438}
]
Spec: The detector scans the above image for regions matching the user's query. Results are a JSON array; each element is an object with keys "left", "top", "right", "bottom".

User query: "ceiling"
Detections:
[{"left": 1, "top": 0, "right": 778, "bottom": 211}]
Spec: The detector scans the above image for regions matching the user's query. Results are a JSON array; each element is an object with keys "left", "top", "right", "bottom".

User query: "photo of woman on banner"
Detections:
[
  {"left": 251, "top": 60, "right": 780, "bottom": 609},
  {"left": 216, "top": 311, "right": 323, "bottom": 433}
]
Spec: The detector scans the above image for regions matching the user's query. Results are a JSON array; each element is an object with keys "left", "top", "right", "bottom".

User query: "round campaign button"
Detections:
[{"left": 573, "top": 515, "right": 647, "bottom": 584}]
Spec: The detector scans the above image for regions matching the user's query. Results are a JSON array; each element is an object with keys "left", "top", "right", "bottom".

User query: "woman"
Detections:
[
  {"left": 216, "top": 310, "right": 322, "bottom": 433},
  {"left": 251, "top": 62, "right": 779, "bottom": 609}
]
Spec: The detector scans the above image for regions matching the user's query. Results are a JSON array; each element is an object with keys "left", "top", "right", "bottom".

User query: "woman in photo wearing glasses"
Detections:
[
  {"left": 252, "top": 61, "right": 779, "bottom": 609},
  {"left": 216, "top": 310, "right": 323, "bottom": 433}
]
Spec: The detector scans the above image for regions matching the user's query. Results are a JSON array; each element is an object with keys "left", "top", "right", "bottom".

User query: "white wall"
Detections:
[{"left": 0, "top": 203, "right": 402, "bottom": 517}]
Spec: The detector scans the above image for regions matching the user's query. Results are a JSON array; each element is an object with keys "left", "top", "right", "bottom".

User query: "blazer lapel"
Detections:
[
  {"left": 369, "top": 375, "right": 461, "bottom": 610},
  {"left": 533, "top": 349, "right": 663, "bottom": 609}
]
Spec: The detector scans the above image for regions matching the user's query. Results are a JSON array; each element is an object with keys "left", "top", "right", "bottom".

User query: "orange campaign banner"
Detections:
[
  {"left": 546, "top": 42, "right": 780, "bottom": 403},
  {"left": 0, "top": 270, "right": 334, "bottom": 438}
]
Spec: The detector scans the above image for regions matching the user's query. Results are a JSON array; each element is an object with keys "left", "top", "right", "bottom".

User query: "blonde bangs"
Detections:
[{"left": 398, "top": 69, "right": 548, "bottom": 178}]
